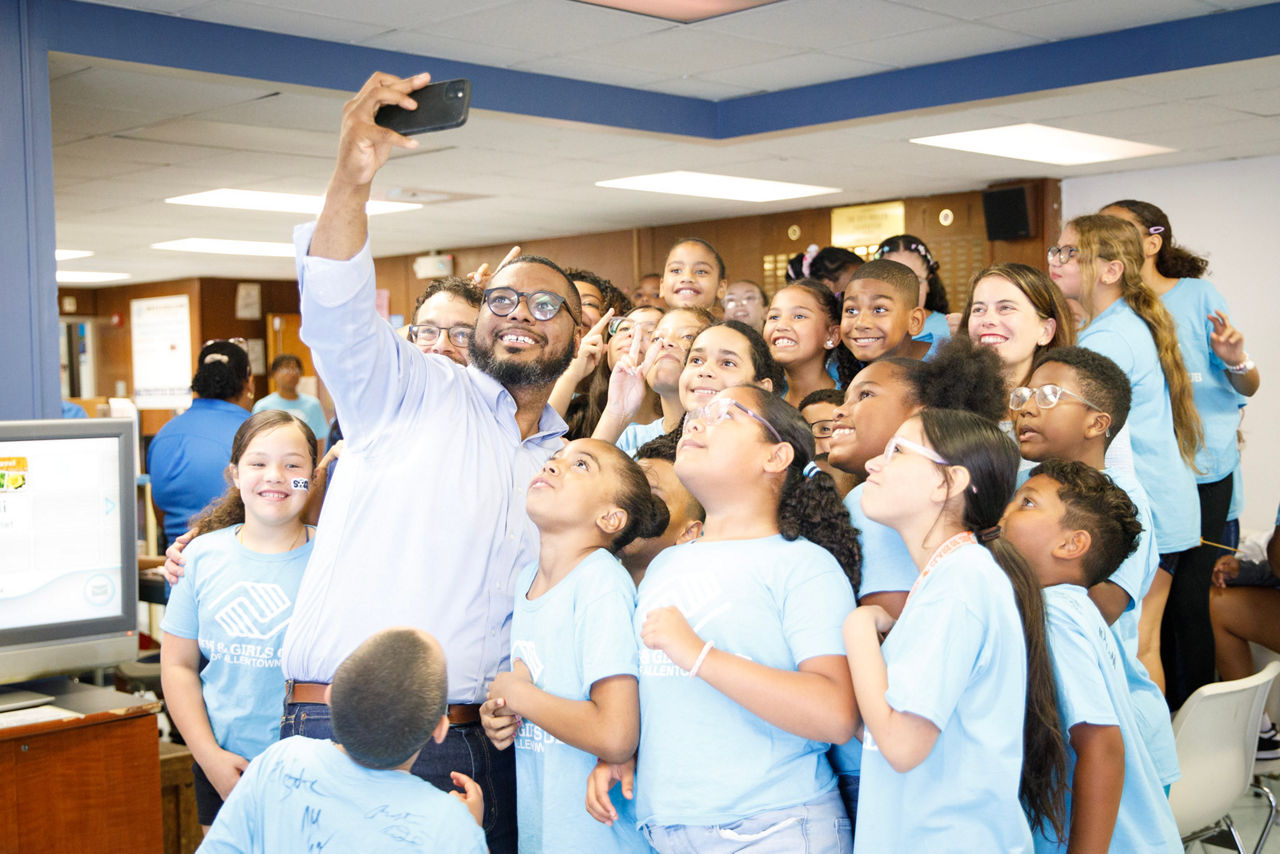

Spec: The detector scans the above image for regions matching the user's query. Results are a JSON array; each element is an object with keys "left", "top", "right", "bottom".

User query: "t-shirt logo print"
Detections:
[
  {"left": 511, "top": 640, "right": 544, "bottom": 682},
  {"left": 211, "top": 581, "right": 293, "bottom": 639}
]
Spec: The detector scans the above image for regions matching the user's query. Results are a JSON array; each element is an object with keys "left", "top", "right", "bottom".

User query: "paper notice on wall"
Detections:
[
  {"left": 245, "top": 339, "right": 267, "bottom": 376},
  {"left": 130, "top": 295, "right": 192, "bottom": 410},
  {"left": 235, "top": 282, "right": 262, "bottom": 320}
]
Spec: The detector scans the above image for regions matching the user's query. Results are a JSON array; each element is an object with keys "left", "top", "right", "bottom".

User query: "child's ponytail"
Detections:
[
  {"left": 919, "top": 409, "right": 1067, "bottom": 841},
  {"left": 740, "top": 388, "right": 862, "bottom": 592},
  {"left": 605, "top": 446, "right": 671, "bottom": 554}
]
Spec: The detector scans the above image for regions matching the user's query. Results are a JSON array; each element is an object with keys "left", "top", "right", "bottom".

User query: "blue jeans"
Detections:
[
  {"left": 643, "top": 788, "right": 852, "bottom": 854},
  {"left": 281, "top": 702, "right": 517, "bottom": 854}
]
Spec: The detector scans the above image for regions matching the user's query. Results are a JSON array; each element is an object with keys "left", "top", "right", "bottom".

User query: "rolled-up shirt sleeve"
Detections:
[{"left": 293, "top": 221, "right": 434, "bottom": 442}]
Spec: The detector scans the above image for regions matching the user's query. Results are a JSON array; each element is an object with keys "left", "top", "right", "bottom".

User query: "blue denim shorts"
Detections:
[{"left": 643, "top": 788, "right": 852, "bottom": 854}]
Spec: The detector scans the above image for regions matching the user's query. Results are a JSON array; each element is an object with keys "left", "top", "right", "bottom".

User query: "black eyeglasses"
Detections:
[
  {"left": 808, "top": 419, "right": 834, "bottom": 439},
  {"left": 409, "top": 324, "right": 473, "bottom": 348},
  {"left": 1047, "top": 246, "right": 1079, "bottom": 266},
  {"left": 483, "top": 287, "right": 579, "bottom": 324}
]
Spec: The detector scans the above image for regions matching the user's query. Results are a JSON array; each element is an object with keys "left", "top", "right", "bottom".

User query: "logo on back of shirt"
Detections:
[
  {"left": 511, "top": 639, "right": 544, "bottom": 683},
  {"left": 211, "top": 581, "right": 293, "bottom": 640}
]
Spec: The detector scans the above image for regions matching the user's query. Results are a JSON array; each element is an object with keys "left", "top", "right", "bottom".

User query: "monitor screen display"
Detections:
[
  {"left": 0, "top": 436, "right": 124, "bottom": 631},
  {"left": 0, "top": 419, "right": 137, "bottom": 679}
]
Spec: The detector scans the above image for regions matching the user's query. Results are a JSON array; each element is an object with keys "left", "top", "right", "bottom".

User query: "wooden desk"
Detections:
[{"left": 0, "top": 678, "right": 163, "bottom": 854}]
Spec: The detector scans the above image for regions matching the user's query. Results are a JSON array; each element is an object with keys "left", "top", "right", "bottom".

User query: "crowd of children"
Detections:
[{"left": 152, "top": 71, "right": 1272, "bottom": 853}]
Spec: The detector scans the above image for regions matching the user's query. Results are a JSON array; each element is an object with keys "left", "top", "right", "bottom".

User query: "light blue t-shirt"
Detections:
[
  {"left": 1228, "top": 461, "right": 1244, "bottom": 522},
  {"left": 616, "top": 418, "right": 665, "bottom": 458},
  {"left": 1161, "top": 278, "right": 1246, "bottom": 484},
  {"left": 844, "top": 484, "right": 917, "bottom": 598},
  {"left": 198, "top": 736, "right": 486, "bottom": 854},
  {"left": 914, "top": 310, "right": 952, "bottom": 353},
  {"left": 252, "top": 391, "right": 329, "bottom": 444},
  {"left": 1036, "top": 585, "right": 1182, "bottom": 853},
  {"left": 635, "top": 535, "right": 855, "bottom": 827},
  {"left": 511, "top": 550, "right": 648, "bottom": 854},
  {"left": 1079, "top": 298, "right": 1199, "bottom": 552},
  {"left": 855, "top": 541, "right": 1032, "bottom": 853},
  {"left": 1103, "top": 467, "right": 1179, "bottom": 786},
  {"left": 162, "top": 526, "right": 313, "bottom": 761}
]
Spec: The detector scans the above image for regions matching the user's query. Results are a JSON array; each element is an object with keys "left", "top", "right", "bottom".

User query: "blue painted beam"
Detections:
[
  {"left": 42, "top": 0, "right": 1280, "bottom": 141},
  {"left": 0, "top": 0, "right": 60, "bottom": 419}
]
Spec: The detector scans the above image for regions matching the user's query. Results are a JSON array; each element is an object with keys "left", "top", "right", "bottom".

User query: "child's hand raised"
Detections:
[
  {"left": 565, "top": 309, "right": 615, "bottom": 383},
  {"left": 480, "top": 697, "right": 521, "bottom": 750},
  {"left": 449, "top": 771, "right": 485, "bottom": 827},
  {"left": 585, "top": 756, "right": 635, "bottom": 826},
  {"left": 640, "top": 606, "right": 703, "bottom": 671},
  {"left": 1208, "top": 310, "right": 1247, "bottom": 366},
  {"left": 603, "top": 334, "right": 661, "bottom": 420}
]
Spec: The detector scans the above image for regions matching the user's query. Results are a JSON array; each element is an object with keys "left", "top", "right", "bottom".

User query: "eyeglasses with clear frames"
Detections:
[
  {"left": 683, "top": 397, "right": 782, "bottom": 443},
  {"left": 1009, "top": 384, "right": 1103, "bottom": 412},
  {"left": 409, "top": 324, "right": 473, "bottom": 348},
  {"left": 1047, "top": 245, "right": 1079, "bottom": 266},
  {"left": 608, "top": 317, "right": 659, "bottom": 338},
  {"left": 882, "top": 435, "right": 950, "bottom": 466},
  {"left": 483, "top": 287, "right": 580, "bottom": 324},
  {"left": 808, "top": 419, "right": 834, "bottom": 439}
]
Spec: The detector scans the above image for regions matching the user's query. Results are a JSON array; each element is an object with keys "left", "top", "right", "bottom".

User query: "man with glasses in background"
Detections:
[
  {"left": 243, "top": 71, "right": 579, "bottom": 854},
  {"left": 407, "top": 277, "right": 482, "bottom": 366}
]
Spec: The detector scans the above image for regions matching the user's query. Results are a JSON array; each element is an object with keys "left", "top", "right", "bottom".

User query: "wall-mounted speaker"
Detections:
[{"left": 982, "top": 186, "right": 1033, "bottom": 241}]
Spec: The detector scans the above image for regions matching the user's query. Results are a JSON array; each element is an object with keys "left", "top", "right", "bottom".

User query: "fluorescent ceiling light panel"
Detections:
[
  {"left": 152, "top": 238, "right": 295, "bottom": 257},
  {"left": 596, "top": 170, "right": 839, "bottom": 202},
  {"left": 572, "top": 0, "right": 780, "bottom": 23},
  {"left": 56, "top": 271, "right": 129, "bottom": 283},
  {"left": 909, "top": 123, "right": 1174, "bottom": 166},
  {"left": 55, "top": 249, "right": 94, "bottom": 261},
  {"left": 165, "top": 189, "right": 421, "bottom": 216}
]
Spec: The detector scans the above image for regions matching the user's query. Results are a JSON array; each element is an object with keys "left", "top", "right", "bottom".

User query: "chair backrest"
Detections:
[{"left": 1168, "top": 661, "right": 1280, "bottom": 837}]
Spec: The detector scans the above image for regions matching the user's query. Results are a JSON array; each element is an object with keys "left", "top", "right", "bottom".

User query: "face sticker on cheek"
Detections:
[{"left": 291, "top": 478, "right": 310, "bottom": 492}]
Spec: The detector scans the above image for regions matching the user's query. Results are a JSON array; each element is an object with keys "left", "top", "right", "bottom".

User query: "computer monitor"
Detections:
[{"left": 0, "top": 418, "right": 138, "bottom": 686}]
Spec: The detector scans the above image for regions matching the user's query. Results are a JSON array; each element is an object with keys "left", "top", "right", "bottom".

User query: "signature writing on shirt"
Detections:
[
  {"left": 300, "top": 805, "right": 334, "bottom": 852},
  {"left": 366, "top": 805, "right": 427, "bottom": 845},
  {"left": 264, "top": 757, "right": 322, "bottom": 800}
]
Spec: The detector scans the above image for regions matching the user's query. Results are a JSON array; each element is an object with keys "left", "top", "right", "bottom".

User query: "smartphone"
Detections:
[{"left": 375, "top": 78, "right": 471, "bottom": 136}]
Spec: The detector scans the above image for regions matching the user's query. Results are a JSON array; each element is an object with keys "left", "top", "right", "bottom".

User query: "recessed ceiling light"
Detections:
[
  {"left": 910, "top": 123, "right": 1174, "bottom": 166},
  {"left": 56, "top": 271, "right": 129, "bottom": 283},
  {"left": 572, "top": 0, "right": 780, "bottom": 23},
  {"left": 165, "top": 189, "right": 421, "bottom": 216},
  {"left": 596, "top": 170, "right": 839, "bottom": 202},
  {"left": 152, "top": 238, "right": 295, "bottom": 257},
  {"left": 55, "top": 249, "right": 94, "bottom": 261}
]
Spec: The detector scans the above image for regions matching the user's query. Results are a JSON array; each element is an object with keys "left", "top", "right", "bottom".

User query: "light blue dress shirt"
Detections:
[
  {"left": 1036, "top": 584, "right": 1182, "bottom": 853},
  {"left": 1079, "top": 298, "right": 1199, "bottom": 552},
  {"left": 199, "top": 737, "right": 487, "bottom": 854},
  {"left": 279, "top": 222, "right": 567, "bottom": 701}
]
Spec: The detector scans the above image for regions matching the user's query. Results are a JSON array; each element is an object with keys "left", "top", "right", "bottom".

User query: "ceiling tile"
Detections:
[
  {"left": 54, "top": 135, "right": 227, "bottom": 165},
  {"left": 890, "top": 0, "right": 1061, "bottom": 19},
  {"left": 51, "top": 65, "right": 277, "bottom": 115},
  {"left": 561, "top": 27, "right": 798, "bottom": 76},
  {"left": 1198, "top": 89, "right": 1280, "bottom": 118},
  {"left": 508, "top": 55, "right": 670, "bottom": 88},
  {"left": 982, "top": 0, "right": 1212, "bottom": 40},
  {"left": 356, "top": 29, "right": 546, "bottom": 68},
  {"left": 124, "top": 119, "right": 342, "bottom": 158},
  {"left": 186, "top": 0, "right": 391, "bottom": 42},
  {"left": 696, "top": 0, "right": 953, "bottom": 49},
  {"left": 421, "top": 0, "right": 672, "bottom": 50},
  {"left": 697, "top": 52, "right": 889, "bottom": 90},
  {"left": 829, "top": 21, "right": 1043, "bottom": 67}
]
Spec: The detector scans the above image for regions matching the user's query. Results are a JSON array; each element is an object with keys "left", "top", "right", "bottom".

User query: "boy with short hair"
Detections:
[
  {"left": 199, "top": 628, "right": 486, "bottom": 854},
  {"left": 619, "top": 433, "right": 704, "bottom": 586},
  {"left": 798, "top": 388, "right": 857, "bottom": 499},
  {"left": 1013, "top": 346, "right": 1179, "bottom": 792},
  {"left": 840, "top": 259, "right": 931, "bottom": 363},
  {"left": 1003, "top": 460, "right": 1181, "bottom": 853}
]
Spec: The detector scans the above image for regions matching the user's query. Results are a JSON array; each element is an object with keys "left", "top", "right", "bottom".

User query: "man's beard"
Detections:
[{"left": 469, "top": 331, "right": 574, "bottom": 389}]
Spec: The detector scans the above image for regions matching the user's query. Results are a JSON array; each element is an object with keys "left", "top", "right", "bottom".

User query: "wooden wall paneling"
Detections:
[
  {"left": 429, "top": 230, "right": 636, "bottom": 302},
  {"left": 906, "top": 191, "right": 991, "bottom": 312},
  {"left": 56, "top": 287, "right": 97, "bottom": 316},
  {"left": 197, "top": 279, "right": 295, "bottom": 400},
  {"left": 373, "top": 254, "right": 414, "bottom": 322}
]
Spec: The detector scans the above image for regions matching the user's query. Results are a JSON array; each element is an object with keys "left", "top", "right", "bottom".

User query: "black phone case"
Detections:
[{"left": 374, "top": 78, "right": 471, "bottom": 135}]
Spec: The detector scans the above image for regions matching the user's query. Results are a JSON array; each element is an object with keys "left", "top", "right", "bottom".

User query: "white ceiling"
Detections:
[{"left": 51, "top": 0, "right": 1280, "bottom": 285}]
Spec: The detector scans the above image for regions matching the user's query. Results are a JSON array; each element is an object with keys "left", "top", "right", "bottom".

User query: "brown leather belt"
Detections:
[{"left": 285, "top": 681, "right": 481, "bottom": 726}]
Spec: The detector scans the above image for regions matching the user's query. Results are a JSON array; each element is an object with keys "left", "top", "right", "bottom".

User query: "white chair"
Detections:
[{"left": 1169, "top": 661, "right": 1280, "bottom": 854}]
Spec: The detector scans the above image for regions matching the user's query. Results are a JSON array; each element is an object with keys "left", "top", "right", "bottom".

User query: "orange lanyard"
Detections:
[{"left": 905, "top": 531, "right": 977, "bottom": 606}]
